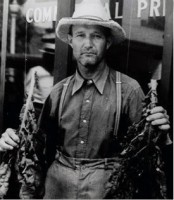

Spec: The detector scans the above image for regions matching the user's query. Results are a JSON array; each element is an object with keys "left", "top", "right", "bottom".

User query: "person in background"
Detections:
[
  {"left": 0, "top": 0, "right": 172, "bottom": 199},
  {"left": 25, "top": 33, "right": 55, "bottom": 120}
]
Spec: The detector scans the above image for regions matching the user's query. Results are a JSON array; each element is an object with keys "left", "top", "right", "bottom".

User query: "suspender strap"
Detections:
[
  {"left": 58, "top": 76, "right": 72, "bottom": 125},
  {"left": 114, "top": 71, "right": 122, "bottom": 138}
]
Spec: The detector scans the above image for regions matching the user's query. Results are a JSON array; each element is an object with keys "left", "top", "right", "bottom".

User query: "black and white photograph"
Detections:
[{"left": 0, "top": 0, "right": 173, "bottom": 199}]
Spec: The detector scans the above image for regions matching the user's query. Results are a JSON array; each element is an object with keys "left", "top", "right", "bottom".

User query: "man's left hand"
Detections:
[{"left": 146, "top": 106, "right": 170, "bottom": 131}]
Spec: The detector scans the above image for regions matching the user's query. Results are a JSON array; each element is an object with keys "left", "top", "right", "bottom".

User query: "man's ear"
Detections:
[
  {"left": 68, "top": 34, "right": 73, "bottom": 47},
  {"left": 106, "top": 36, "right": 113, "bottom": 50}
]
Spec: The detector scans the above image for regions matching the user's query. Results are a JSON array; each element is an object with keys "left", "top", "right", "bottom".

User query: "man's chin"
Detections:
[
  {"left": 80, "top": 59, "right": 97, "bottom": 68},
  {"left": 82, "top": 62, "right": 97, "bottom": 69},
  {"left": 83, "top": 64, "right": 95, "bottom": 69}
]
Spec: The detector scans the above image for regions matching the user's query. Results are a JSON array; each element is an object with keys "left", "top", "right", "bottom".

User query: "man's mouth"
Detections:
[{"left": 81, "top": 52, "right": 96, "bottom": 56}]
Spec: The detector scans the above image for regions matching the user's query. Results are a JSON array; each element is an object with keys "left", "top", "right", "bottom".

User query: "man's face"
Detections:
[{"left": 68, "top": 25, "right": 111, "bottom": 68}]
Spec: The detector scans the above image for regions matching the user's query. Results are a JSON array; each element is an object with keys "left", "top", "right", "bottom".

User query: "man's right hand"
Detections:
[{"left": 0, "top": 129, "right": 20, "bottom": 152}]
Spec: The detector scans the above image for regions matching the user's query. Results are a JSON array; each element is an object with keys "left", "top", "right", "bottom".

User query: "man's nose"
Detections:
[{"left": 83, "top": 37, "right": 93, "bottom": 48}]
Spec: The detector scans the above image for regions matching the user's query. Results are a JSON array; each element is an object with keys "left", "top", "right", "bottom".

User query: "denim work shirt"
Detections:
[{"left": 38, "top": 66, "right": 145, "bottom": 165}]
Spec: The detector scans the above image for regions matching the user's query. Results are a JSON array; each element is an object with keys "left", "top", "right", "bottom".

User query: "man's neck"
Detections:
[{"left": 77, "top": 61, "right": 106, "bottom": 80}]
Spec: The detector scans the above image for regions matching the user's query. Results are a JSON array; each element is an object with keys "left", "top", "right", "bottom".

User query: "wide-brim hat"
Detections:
[
  {"left": 39, "top": 33, "right": 55, "bottom": 55},
  {"left": 56, "top": 0, "right": 126, "bottom": 45}
]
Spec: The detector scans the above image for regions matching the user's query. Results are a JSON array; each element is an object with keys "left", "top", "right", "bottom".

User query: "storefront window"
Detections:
[
  {"left": 97, "top": 0, "right": 167, "bottom": 94},
  {"left": 0, "top": 0, "right": 57, "bottom": 130},
  {"left": 122, "top": 0, "right": 165, "bottom": 46},
  {"left": 0, "top": 0, "right": 172, "bottom": 129},
  {"left": 0, "top": 0, "right": 172, "bottom": 198}
]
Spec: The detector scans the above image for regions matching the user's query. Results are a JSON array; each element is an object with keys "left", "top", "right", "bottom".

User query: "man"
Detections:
[{"left": 0, "top": 0, "right": 171, "bottom": 199}]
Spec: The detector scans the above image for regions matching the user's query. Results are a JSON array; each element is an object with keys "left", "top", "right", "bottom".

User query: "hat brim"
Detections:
[{"left": 56, "top": 18, "right": 126, "bottom": 45}]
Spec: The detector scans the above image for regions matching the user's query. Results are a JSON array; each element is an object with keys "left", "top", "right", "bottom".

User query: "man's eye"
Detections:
[
  {"left": 93, "top": 34, "right": 102, "bottom": 39},
  {"left": 76, "top": 34, "right": 85, "bottom": 38}
]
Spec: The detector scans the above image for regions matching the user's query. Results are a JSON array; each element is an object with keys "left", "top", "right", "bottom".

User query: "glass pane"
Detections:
[
  {"left": 0, "top": 0, "right": 57, "bottom": 130},
  {"left": 104, "top": 0, "right": 166, "bottom": 94},
  {"left": 121, "top": 0, "right": 165, "bottom": 92},
  {"left": 0, "top": 3, "right": 2, "bottom": 53},
  {"left": 122, "top": 0, "right": 165, "bottom": 46}
]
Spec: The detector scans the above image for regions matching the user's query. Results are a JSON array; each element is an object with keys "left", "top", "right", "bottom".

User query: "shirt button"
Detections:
[
  {"left": 80, "top": 140, "right": 85, "bottom": 144},
  {"left": 83, "top": 119, "right": 87, "bottom": 123},
  {"left": 87, "top": 80, "right": 93, "bottom": 85},
  {"left": 81, "top": 165, "right": 86, "bottom": 170}
]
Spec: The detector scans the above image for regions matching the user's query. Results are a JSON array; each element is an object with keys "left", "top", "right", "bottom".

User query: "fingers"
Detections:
[
  {"left": 147, "top": 113, "right": 169, "bottom": 123},
  {"left": 0, "top": 140, "right": 14, "bottom": 151},
  {"left": 0, "top": 128, "right": 19, "bottom": 152},
  {"left": 146, "top": 106, "right": 170, "bottom": 131},
  {"left": 157, "top": 124, "right": 170, "bottom": 131},
  {"left": 148, "top": 106, "right": 166, "bottom": 114},
  {"left": 5, "top": 128, "right": 20, "bottom": 142}
]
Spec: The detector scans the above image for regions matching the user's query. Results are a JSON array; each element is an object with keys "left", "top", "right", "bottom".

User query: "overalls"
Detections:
[{"left": 44, "top": 72, "right": 121, "bottom": 199}]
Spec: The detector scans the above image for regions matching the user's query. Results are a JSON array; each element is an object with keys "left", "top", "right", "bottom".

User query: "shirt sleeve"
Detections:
[
  {"left": 36, "top": 95, "right": 59, "bottom": 169},
  {"left": 36, "top": 79, "right": 66, "bottom": 166},
  {"left": 127, "top": 86, "right": 145, "bottom": 124}
]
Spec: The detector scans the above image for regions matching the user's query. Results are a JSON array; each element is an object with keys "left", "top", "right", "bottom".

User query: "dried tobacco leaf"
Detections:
[
  {"left": 0, "top": 148, "right": 17, "bottom": 199},
  {"left": 0, "top": 163, "right": 11, "bottom": 198},
  {"left": 0, "top": 72, "right": 44, "bottom": 199},
  {"left": 15, "top": 101, "right": 43, "bottom": 199},
  {"left": 105, "top": 80, "right": 167, "bottom": 199}
]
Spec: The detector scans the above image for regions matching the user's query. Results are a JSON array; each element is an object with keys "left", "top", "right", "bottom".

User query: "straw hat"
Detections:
[{"left": 56, "top": 0, "right": 126, "bottom": 45}]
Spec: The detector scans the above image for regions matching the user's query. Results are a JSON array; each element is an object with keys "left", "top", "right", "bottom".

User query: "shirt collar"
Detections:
[
  {"left": 72, "top": 70, "right": 84, "bottom": 95},
  {"left": 72, "top": 65, "right": 109, "bottom": 95}
]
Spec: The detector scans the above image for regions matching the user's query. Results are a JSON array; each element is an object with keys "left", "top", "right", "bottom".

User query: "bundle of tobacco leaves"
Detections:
[
  {"left": 105, "top": 80, "right": 167, "bottom": 199},
  {"left": 0, "top": 155, "right": 12, "bottom": 198},
  {"left": 0, "top": 72, "right": 43, "bottom": 199}
]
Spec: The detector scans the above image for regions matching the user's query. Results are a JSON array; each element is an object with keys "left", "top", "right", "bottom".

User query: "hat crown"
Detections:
[
  {"left": 72, "top": 0, "right": 111, "bottom": 21},
  {"left": 56, "top": 0, "right": 126, "bottom": 45}
]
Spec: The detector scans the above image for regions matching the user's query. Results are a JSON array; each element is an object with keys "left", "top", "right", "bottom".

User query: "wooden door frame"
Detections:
[
  {"left": 53, "top": 0, "right": 75, "bottom": 84},
  {"left": 159, "top": 0, "right": 173, "bottom": 108},
  {"left": 0, "top": 0, "right": 9, "bottom": 133}
]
